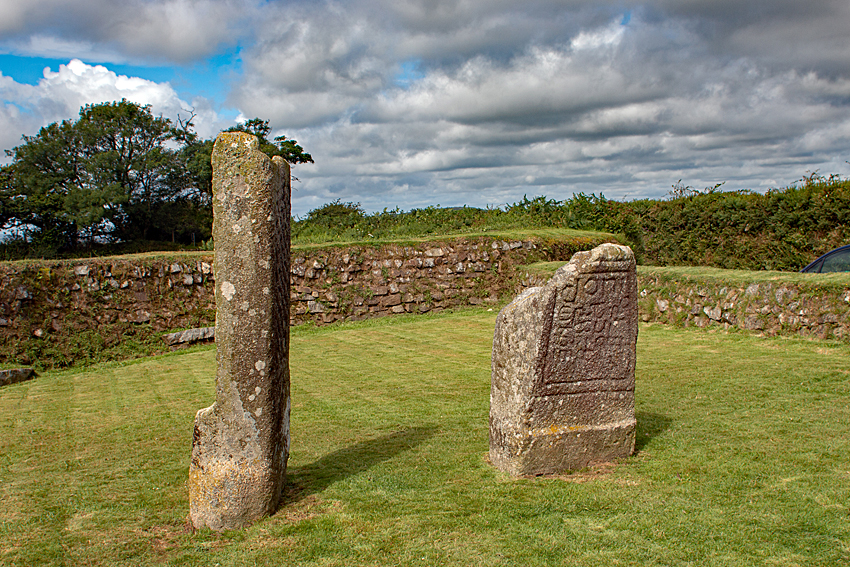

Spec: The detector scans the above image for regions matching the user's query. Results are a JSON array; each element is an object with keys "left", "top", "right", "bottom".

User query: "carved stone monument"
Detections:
[
  {"left": 189, "top": 132, "right": 291, "bottom": 531},
  {"left": 490, "top": 243, "right": 637, "bottom": 476}
]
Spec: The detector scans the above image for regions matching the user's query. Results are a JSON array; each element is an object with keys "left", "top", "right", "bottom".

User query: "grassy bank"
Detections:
[
  {"left": 525, "top": 261, "right": 850, "bottom": 289},
  {"left": 1, "top": 310, "right": 848, "bottom": 565}
]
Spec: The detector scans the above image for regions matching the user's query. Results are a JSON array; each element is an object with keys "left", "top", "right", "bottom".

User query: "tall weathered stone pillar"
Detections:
[
  {"left": 490, "top": 243, "right": 637, "bottom": 476},
  {"left": 189, "top": 132, "right": 291, "bottom": 531}
]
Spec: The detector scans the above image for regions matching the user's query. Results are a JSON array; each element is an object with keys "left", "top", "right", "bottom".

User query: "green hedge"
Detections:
[
  {"left": 7, "top": 176, "right": 847, "bottom": 271},
  {"left": 598, "top": 179, "right": 850, "bottom": 270},
  {"left": 292, "top": 180, "right": 850, "bottom": 271}
]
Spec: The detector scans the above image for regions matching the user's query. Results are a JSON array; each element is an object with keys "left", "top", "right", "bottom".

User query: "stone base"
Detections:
[
  {"left": 188, "top": 456, "right": 282, "bottom": 532},
  {"left": 489, "top": 419, "right": 635, "bottom": 476},
  {"left": 188, "top": 403, "right": 286, "bottom": 531}
]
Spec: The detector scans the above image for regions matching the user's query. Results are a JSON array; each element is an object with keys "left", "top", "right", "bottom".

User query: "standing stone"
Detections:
[
  {"left": 490, "top": 243, "right": 637, "bottom": 476},
  {"left": 189, "top": 132, "right": 291, "bottom": 531}
]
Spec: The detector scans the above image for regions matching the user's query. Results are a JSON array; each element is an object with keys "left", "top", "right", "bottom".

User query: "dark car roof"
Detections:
[{"left": 801, "top": 244, "right": 850, "bottom": 273}]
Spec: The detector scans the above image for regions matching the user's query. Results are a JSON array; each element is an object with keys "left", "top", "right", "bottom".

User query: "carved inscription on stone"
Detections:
[
  {"left": 538, "top": 258, "right": 636, "bottom": 395},
  {"left": 490, "top": 243, "right": 637, "bottom": 476}
]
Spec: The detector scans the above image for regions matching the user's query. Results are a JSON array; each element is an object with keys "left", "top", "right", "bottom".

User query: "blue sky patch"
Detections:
[
  {"left": 394, "top": 59, "right": 426, "bottom": 89},
  {"left": 0, "top": 51, "right": 242, "bottom": 108}
]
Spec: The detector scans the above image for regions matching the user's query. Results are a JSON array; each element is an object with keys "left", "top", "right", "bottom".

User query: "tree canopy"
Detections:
[
  {"left": 226, "top": 118, "right": 313, "bottom": 165},
  {"left": 0, "top": 101, "right": 312, "bottom": 258}
]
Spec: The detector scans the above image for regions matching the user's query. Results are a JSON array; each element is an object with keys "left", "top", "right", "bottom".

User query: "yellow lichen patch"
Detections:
[{"left": 529, "top": 419, "right": 635, "bottom": 438}]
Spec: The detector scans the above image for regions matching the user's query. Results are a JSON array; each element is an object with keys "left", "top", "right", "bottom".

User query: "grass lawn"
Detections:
[
  {"left": 290, "top": 227, "right": 616, "bottom": 249},
  {"left": 1, "top": 309, "right": 848, "bottom": 566}
]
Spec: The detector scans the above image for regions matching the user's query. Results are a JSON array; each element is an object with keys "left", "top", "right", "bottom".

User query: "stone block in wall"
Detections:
[
  {"left": 132, "top": 310, "right": 152, "bottom": 324},
  {"left": 163, "top": 327, "right": 215, "bottom": 346},
  {"left": 704, "top": 306, "right": 722, "bottom": 321},
  {"left": 0, "top": 368, "right": 35, "bottom": 387}
]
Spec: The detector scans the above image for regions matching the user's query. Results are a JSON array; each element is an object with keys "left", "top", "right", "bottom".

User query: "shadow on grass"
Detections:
[
  {"left": 634, "top": 411, "right": 672, "bottom": 454},
  {"left": 282, "top": 425, "right": 435, "bottom": 504}
]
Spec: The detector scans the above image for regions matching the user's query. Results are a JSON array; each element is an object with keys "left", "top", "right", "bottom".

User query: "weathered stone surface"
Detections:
[
  {"left": 163, "top": 327, "right": 215, "bottom": 346},
  {"left": 0, "top": 368, "right": 35, "bottom": 387},
  {"left": 490, "top": 243, "right": 637, "bottom": 476},
  {"left": 188, "top": 132, "right": 291, "bottom": 531}
]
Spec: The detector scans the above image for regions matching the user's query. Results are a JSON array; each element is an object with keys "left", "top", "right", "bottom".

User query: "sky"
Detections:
[{"left": 1, "top": 0, "right": 850, "bottom": 217}]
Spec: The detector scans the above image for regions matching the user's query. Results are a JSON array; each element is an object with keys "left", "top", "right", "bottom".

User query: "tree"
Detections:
[
  {"left": 1, "top": 103, "right": 312, "bottom": 257},
  {"left": 173, "top": 115, "right": 312, "bottom": 204},
  {"left": 226, "top": 118, "right": 314, "bottom": 165},
  {"left": 3, "top": 119, "right": 87, "bottom": 249},
  {"left": 2, "top": 100, "right": 195, "bottom": 248},
  {"left": 74, "top": 100, "right": 186, "bottom": 241}
]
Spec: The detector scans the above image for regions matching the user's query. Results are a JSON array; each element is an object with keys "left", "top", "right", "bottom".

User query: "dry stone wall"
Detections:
[
  {"left": 0, "top": 258, "right": 217, "bottom": 365},
  {"left": 4, "top": 238, "right": 843, "bottom": 368},
  {"left": 0, "top": 258, "right": 215, "bottom": 332},
  {"left": 521, "top": 268, "right": 850, "bottom": 341},
  {"left": 0, "top": 237, "right": 567, "bottom": 366},
  {"left": 635, "top": 271, "right": 850, "bottom": 341},
  {"left": 289, "top": 239, "right": 543, "bottom": 325}
]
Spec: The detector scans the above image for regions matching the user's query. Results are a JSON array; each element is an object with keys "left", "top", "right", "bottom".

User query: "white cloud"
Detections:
[
  {"left": 571, "top": 20, "right": 625, "bottom": 51},
  {"left": 3, "top": 0, "right": 850, "bottom": 215},
  {"left": 7, "top": 35, "right": 122, "bottom": 63},
  {"left": 0, "top": 59, "right": 224, "bottom": 158},
  {"left": 0, "top": 0, "right": 255, "bottom": 64},
  {"left": 112, "top": 0, "right": 253, "bottom": 63}
]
